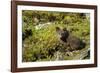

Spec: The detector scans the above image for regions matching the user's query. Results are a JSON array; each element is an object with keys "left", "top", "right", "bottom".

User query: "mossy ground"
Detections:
[{"left": 22, "top": 10, "right": 90, "bottom": 62}]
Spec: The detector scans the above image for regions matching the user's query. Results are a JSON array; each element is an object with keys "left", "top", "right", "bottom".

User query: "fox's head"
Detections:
[{"left": 56, "top": 27, "right": 69, "bottom": 42}]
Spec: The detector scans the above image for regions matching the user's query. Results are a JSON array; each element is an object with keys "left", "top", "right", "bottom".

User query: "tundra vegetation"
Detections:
[{"left": 22, "top": 10, "right": 90, "bottom": 62}]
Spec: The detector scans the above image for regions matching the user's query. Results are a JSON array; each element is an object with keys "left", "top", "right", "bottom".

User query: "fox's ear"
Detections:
[
  {"left": 56, "top": 27, "right": 61, "bottom": 31},
  {"left": 63, "top": 27, "right": 67, "bottom": 31}
]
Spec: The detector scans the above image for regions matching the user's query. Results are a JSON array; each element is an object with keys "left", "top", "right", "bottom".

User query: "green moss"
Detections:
[{"left": 22, "top": 10, "right": 90, "bottom": 62}]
